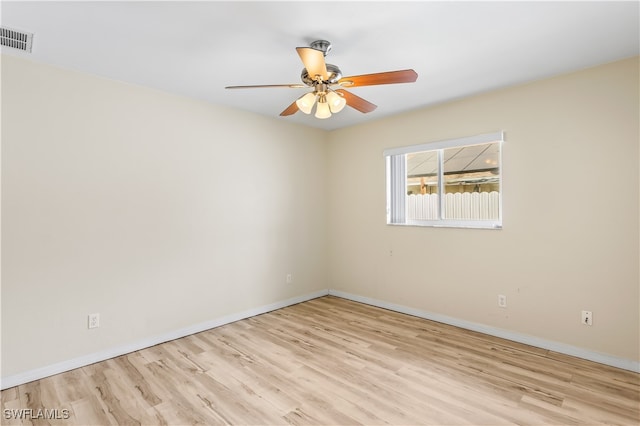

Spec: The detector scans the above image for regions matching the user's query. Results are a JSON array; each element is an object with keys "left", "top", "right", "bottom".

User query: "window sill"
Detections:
[{"left": 388, "top": 220, "right": 502, "bottom": 230}]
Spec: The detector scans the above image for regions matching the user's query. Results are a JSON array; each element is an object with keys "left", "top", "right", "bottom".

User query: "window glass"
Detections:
[
  {"left": 407, "top": 151, "right": 439, "bottom": 220},
  {"left": 443, "top": 142, "right": 500, "bottom": 221},
  {"left": 385, "top": 132, "right": 503, "bottom": 229}
]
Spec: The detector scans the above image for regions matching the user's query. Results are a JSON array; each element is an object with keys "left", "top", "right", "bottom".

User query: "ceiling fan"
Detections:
[{"left": 225, "top": 40, "right": 418, "bottom": 119}]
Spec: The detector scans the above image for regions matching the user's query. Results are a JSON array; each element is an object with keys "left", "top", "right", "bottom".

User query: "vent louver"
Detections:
[{"left": 1, "top": 27, "right": 33, "bottom": 53}]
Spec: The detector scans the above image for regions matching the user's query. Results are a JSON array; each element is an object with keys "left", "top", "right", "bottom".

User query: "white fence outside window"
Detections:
[{"left": 407, "top": 191, "right": 500, "bottom": 221}]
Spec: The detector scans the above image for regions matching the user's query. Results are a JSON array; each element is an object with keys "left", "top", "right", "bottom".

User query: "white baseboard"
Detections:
[
  {"left": 3, "top": 287, "right": 637, "bottom": 390},
  {"left": 329, "top": 289, "right": 640, "bottom": 373},
  {"left": 0, "top": 289, "right": 329, "bottom": 390}
]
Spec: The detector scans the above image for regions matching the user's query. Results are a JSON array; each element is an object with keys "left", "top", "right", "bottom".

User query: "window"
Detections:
[{"left": 385, "top": 132, "right": 503, "bottom": 229}]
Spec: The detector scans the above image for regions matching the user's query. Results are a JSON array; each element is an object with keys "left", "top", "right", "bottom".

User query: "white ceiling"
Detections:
[{"left": 2, "top": 1, "right": 638, "bottom": 131}]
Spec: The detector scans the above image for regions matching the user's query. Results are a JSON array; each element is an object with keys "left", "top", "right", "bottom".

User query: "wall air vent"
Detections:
[{"left": 1, "top": 27, "right": 33, "bottom": 53}]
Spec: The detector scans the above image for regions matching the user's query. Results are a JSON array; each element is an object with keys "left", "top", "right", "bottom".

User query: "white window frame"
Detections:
[{"left": 385, "top": 131, "right": 503, "bottom": 229}]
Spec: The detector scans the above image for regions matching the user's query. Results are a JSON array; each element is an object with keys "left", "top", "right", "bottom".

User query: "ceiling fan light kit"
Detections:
[
  {"left": 295, "top": 86, "right": 347, "bottom": 119},
  {"left": 326, "top": 91, "right": 346, "bottom": 113},
  {"left": 315, "top": 96, "right": 331, "bottom": 119},
  {"left": 296, "top": 92, "right": 316, "bottom": 114},
  {"left": 226, "top": 40, "right": 418, "bottom": 120}
]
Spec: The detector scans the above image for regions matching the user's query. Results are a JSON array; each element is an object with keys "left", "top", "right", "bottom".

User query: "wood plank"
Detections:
[{"left": 1, "top": 296, "right": 638, "bottom": 425}]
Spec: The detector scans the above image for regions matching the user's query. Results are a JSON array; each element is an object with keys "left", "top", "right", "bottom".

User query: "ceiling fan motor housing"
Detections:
[{"left": 301, "top": 63, "right": 343, "bottom": 85}]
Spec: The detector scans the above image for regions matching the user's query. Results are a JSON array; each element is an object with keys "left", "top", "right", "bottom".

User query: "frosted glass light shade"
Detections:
[
  {"left": 326, "top": 91, "right": 346, "bottom": 113},
  {"left": 296, "top": 92, "right": 316, "bottom": 114},
  {"left": 315, "top": 100, "right": 331, "bottom": 119}
]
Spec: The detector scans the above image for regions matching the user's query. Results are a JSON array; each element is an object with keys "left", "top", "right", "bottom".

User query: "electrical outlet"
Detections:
[
  {"left": 286, "top": 274, "right": 293, "bottom": 284},
  {"left": 581, "top": 310, "right": 593, "bottom": 326},
  {"left": 498, "top": 294, "right": 507, "bottom": 308},
  {"left": 88, "top": 313, "right": 100, "bottom": 329}
]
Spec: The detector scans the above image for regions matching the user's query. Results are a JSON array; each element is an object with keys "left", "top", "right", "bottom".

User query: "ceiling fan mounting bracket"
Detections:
[{"left": 309, "top": 39, "right": 331, "bottom": 56}]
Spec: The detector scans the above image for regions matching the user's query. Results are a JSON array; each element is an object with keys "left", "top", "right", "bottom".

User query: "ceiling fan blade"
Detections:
[
  {"left": 335, "top": 89, "right": 377, "bottom": 113},
  {"left": 338, "top": 69, "right": 418, "bottom": 87},
  {"left": 280, "top": 101, "right": 299, "bottom": 116},
  {"left": 225, "top": 84, "right": 306, "bottom": 89},
  {"left": 296, "top": 47, "right": 328, "bottom": 81}
]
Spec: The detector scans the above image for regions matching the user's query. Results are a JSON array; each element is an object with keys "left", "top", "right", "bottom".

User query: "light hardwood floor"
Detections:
[{"left": 2, "top": 296, "right": 639, "bottom": 425}]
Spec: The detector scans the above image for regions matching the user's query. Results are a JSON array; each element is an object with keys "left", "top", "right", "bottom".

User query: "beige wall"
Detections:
[
  {"left": 1, "top": 55, "right": 328, "bottom": 377},
  {"left": 2, "top": 55, "right": 638, "bottom": 380},
  {"left": 327, "top": 57, "right": 639, "bottom": 362}
]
